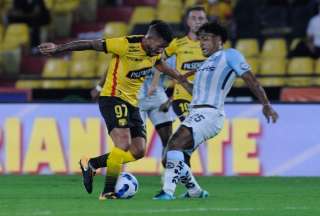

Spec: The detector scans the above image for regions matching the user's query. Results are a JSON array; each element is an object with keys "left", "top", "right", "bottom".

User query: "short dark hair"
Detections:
[
  {"left": 197, "top": 22, "right": 228, "bottom": 43},
  {"left": 185, "top": 5, "right": 206, "bottom": 18},
  {"left": 183, "top": 6, "right": 207, "bottom": 31},
  {"left": 148, "top": 20, "right": 173, "bottom": 43}
]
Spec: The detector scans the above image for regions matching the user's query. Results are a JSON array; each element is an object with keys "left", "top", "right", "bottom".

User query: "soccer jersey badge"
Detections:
[{"left": 118, "top": 118, "right": 128, "bottom": 126}]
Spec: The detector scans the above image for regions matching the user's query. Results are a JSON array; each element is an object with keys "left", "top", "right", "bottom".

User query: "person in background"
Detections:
[
  {"left": 289, "top": 2, "right": 320, "bottom": 58},
  {"left": 306, "top": 2, "right": 320, "bottom": 58},
  {"left": 7, "top": 0, "right": 50, "bottom": 47}
]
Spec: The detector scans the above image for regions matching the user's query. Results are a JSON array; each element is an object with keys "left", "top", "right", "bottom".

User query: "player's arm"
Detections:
[
  {"left": 241, "top": 71, "right": 279, "bottom": 123},
  {"left": 38, "top": 39, "right": 105, "bottom": 55},
  {"left": 90, "top": 69, "right": 108, "bottom": 101},
  {"left": 155, "top": 59, "right": 188, "bottom": 83},
  {"left": 180, "top": 81, "right": 193, "bottom": 95}
]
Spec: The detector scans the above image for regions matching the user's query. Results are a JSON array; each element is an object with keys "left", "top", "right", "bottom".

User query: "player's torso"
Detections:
[
  {"left": 191, "top": 50, "right": 236, "bottom": 109},
  {"left": 172, "top": 36, "right": 206, "bottom": 101},
  {"left": 101, "top": 36, "right": 158, "bottom": 106}
]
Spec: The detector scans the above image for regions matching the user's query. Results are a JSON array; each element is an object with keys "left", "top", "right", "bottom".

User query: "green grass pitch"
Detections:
[{"left": 0, "top": 175, "right": 319, "bottom": 216}]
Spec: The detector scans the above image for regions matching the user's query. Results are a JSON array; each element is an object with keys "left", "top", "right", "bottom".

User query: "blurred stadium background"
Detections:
[{"left": 0, "top": 0, "right": 320, "bottom": 215}]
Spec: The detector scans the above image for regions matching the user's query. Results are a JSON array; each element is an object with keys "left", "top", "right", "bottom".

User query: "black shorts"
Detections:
[
  {"left": 99, "top": 96, "right": 146, "bottom": 139},
  {"left": 172, "top": 99, "right": 190, "bottom": 122}
]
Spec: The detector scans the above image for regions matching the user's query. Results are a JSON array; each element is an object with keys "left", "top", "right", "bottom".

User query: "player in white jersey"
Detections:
[
  {"left": 138, "top": 57, "right": 176, "bottom": 160},
  {"left": 154, "top": 22, "right": 279, "bottom": 200}
]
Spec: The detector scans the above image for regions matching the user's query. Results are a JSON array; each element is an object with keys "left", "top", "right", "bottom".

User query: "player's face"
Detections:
[
  {"left": 198, "top": 32, "right": 222, "bottom": 57},
  {"left": 145, "top": 36, "right": 168, "bottom": 56},
  {"left": 186, "top": 10, "right": 208, "bottom": 34}
]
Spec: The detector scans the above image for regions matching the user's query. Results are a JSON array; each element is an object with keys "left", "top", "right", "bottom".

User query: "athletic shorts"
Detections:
[
  {"left": 139, "top": 90, "right": 172, "bottom": 126},
  {"left": 172, "top": 99, "right": 190, "bottom": 122},
  {"left": 182, "top": 107, "right": 224, "bottom": 155},
  {"left": 99, "top": 96, "right": 146, "bottom": 139}
]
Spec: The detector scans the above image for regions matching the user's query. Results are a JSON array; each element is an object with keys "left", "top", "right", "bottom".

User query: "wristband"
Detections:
[{"left": 95, "top": 85, "right": 102, "bottom": 92}]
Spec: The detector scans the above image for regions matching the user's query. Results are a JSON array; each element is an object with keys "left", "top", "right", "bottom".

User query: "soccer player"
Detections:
[
  {"left": 164, "top": 6, "right": 208, "bottom": 122},
  {"left": 91, "top": 57, "right": 176, "bottom": 168},
  {"left": 153, "top": 22, "right": 279, "bottom": 200},
  {"left": 38, "top": 20, "right": 186, "bottom": 200},
  {"left": 161, "top": 6, "right": 208, "bottom": 167}
]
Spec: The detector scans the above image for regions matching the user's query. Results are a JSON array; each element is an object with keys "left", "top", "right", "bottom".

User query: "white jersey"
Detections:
[
  {"left": 191, "top": 48, "right": 250, "bottom": 110},
  {"left": 138, "top": 56, "right": 176, "bottom": 103},
  {"left": 138, "top": 56, "right": 176, "bottom": 126}
]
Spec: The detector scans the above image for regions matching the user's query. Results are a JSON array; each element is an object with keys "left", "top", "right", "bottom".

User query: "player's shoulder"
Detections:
[
  {"left": 224, "top": 48, "right": 242, "bottom": 54},
  {"left": 224, "top": 48, "right": 244, "bottom": 60},
  {"left": 172, "top": 35, "right": 189, "bottom": 45},
  {"left": 126, "top": 35, "right": 144, "bottom": 43}
]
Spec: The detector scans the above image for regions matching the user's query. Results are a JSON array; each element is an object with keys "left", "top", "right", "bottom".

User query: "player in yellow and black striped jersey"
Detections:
[
  {"left": 164, "top": 6, "right": 208, "bottom": 123},
  {"left": 38, "top": 20, "right": 187, "bottom": 200}
]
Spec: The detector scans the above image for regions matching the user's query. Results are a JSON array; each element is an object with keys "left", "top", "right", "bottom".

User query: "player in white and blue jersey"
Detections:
[
  {"left": 138, "top": 56, "right": 176, "bottom": 160},
  {"left": 154, "top": 22, "right": 279, "bottom": 200}
]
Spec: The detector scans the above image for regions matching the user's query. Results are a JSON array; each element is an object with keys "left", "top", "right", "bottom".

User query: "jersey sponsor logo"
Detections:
[
  {"left": 181, "top": 60, "right": 204, "bottom": 70},
  {"left": 127, "top": 67, "right": 153, "bottom": 79},
  {"left": 198, "top": 65, "right": 216, "bottom": 72}
]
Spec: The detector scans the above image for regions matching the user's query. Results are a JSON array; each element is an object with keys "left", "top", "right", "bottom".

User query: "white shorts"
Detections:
[
  {"left": 182, "top": 107, "right": 224, "bottom": 154},
  {"left": 139, "top": 94, "right": 172, "bottom": 126}
]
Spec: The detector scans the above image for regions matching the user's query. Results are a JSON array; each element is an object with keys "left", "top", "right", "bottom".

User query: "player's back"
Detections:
[{"left": 191, "top": 48, "right": 250, "bottom": 110}]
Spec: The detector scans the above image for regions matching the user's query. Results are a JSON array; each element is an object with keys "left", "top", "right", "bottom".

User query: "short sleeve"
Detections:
[
  {"left": 164, "top": 38, "right": 178, "bottom": 57},
  {"left": 225, "top": 48, "right": 250, "bottom": 76},
  {"left": 105, "top": 37, "right": 128, "bottom": 56}
]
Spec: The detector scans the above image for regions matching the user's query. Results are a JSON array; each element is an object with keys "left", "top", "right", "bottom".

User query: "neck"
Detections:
[
  {"left": 141, "top": 37, "right": 147, "bottom": 52},
  {"left": 187, "top": 31, "right": 198, "bottom": 41},
  {"left": 209, "top": 48, "right": 222, "bottom": 56}
]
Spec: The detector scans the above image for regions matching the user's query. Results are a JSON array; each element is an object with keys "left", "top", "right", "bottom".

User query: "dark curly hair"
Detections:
[{"left": 197, "top": 22, "right": 228, "bottom": 43}]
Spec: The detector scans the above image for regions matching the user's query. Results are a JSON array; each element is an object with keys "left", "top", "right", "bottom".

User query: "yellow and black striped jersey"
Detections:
[
  {"left": 165, "top": 36, "right": 206, "bottom": 101},
  {"left": 100, "top": 35, "right": 161, "bottom": 107}
]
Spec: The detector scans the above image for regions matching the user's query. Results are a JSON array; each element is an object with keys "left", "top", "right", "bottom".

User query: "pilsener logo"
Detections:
[
  {"left": 127, "top": 67, "right": 153, "bottom": 79},
  {"left": 181, "top": 60, "right": 204, "bottom": 70}
]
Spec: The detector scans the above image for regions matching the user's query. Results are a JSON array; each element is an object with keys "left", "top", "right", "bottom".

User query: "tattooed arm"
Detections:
[
  {"left": 242, "top": 71, "right": 279, "bottom": 123},
  {"left": 38, "top": 39, "right": 105, "bottom": 55}
]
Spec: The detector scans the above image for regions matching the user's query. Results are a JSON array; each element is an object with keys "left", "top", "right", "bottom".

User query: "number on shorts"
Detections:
[
  {"left": 193, "top": 114, "right": 205, "bottom": 122},
  {"left": 178, "top": 102, "right": 189, "bottom": 113},
  {"left": 114, "top": 104, "right": 128, "bottom": 118}
]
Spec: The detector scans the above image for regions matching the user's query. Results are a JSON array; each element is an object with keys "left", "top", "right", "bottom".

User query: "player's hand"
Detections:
[
  {"left": 262, "top": 104, "right": 279, "bottom": 123},
  {"left": 159, "top": 99, "right": 171, "bottom": 112},
  {"left": 147, "top": 85, "right": 157, "bottom": 96},
  {"left": 38, "top": 42, "right": 58, "bottom": 56},
  {"left": 90, "top": 88, "right": 100, "bottom": 102}
]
